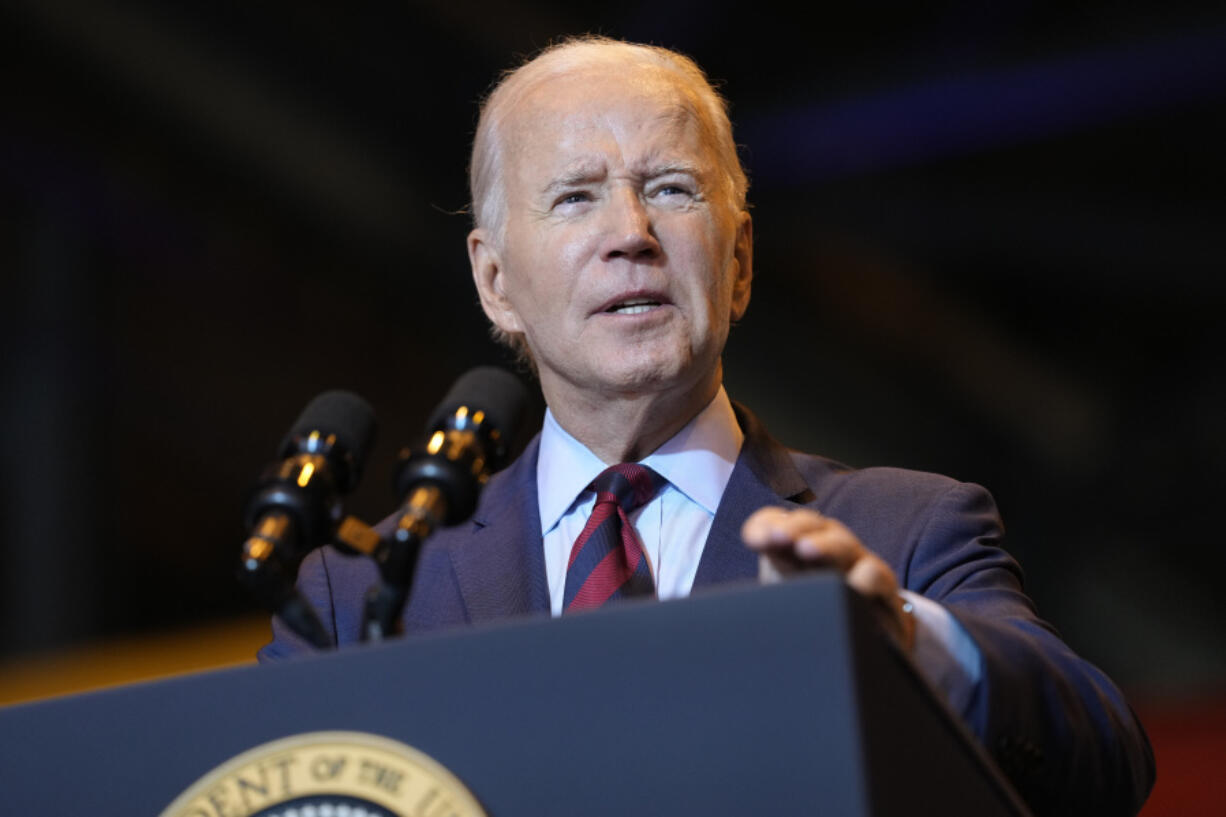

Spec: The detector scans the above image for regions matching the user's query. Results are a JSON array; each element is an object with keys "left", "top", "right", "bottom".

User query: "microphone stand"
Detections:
[{"left": 361, "top": 484, "right": 447, "bottom": 642}]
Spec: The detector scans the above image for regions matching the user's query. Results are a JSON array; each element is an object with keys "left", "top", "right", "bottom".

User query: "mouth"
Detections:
[
  {"left": 597, "top": 291, "right": 670, "bottom": 316},
  {"left": 607, "top": 298, "right": 662, "bottom": 315}
]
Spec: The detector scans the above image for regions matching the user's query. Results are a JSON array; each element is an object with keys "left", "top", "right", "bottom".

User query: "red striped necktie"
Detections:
[{"left": 563, "top": 463, "right": 663, "bottom": 612}]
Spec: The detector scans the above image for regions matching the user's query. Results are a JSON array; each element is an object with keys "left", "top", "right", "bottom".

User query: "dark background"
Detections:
[{"left": 3, "top": 0, "right": 1223, "bottom": 722}]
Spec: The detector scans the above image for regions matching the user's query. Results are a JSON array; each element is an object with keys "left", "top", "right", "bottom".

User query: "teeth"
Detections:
[{"left": 608, "top": 299, "right": 661, "bottom": 314}]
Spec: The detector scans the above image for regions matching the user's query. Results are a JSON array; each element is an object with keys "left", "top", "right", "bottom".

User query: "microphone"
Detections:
[
  {"left": 239, "top": 390, "right": 377, "bottom": 648},
  {"left": 362, "top": 367, "right": 529, "bottom": 640}
]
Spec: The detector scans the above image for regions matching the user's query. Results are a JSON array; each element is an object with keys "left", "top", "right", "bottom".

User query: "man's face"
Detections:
[{"left": 470, "top": 63, "right": 752, "bottom": 408}]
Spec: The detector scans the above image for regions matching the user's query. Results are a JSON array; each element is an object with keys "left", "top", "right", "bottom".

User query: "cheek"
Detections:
[
  {"left": 503, "top": 239, "right": 582, "bottom": 334},
  {"left": 554, "top": 241, "right": 591, "bottom": 281},
  {"left": 680, "top": 226, "right": 734, "bottom": 308},
  {"left": 556, "top": 221, "right": 605, "bottom": 268},
  {"left": 530, "top": 228, "right": 602, "bottom": 305}
]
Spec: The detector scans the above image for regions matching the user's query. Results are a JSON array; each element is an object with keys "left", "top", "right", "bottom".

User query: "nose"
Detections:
[{"left": 600, "top": 188, "right": 661, "bottom": 262}]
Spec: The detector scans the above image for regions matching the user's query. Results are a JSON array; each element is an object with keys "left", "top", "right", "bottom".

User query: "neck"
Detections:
[{"left": 542, "top": 367, "right": 722, "bottom": 464}]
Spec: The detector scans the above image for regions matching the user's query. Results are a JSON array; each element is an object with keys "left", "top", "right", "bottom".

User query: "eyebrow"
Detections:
[
  {"left": 541, "top": 162, "right": 703, "bottom": 196},
  {"left": 640, "top": 163, "right": 702, "bottom": 180},
  {"left": 542, "top": 166, "right": 606, "bottom": 196}
]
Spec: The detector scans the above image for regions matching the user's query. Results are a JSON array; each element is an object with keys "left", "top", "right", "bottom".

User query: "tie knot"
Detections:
[{"left": 590, "top": 463, "right": 662, "bottom": 513}]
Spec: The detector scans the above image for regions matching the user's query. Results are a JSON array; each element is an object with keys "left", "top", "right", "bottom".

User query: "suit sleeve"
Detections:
[
  {"left": 257, "top": 532, "right": 470, "bottom": 661},
  {"left": 903, "top": 480, "right": 1155, "bottom": 817},
  {"left": 255, "top": 547, "right": 342, "bottom": 662}
]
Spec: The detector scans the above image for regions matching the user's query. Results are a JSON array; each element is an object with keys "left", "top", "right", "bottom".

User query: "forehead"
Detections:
[{"left": 499, "top": 65, "right": 716, "bottom": 185}]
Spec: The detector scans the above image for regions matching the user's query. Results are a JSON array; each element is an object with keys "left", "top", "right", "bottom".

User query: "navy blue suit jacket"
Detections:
[{"left": 261, "top": 404, "right": 1154, "bottom": 815}]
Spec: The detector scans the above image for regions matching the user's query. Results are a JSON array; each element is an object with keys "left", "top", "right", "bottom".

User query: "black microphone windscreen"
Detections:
[
  {"left": 279, "top": 390, "right": 377, "bottom": 469},
  {"left": 427, "top": 367, "right": 529, "bottom": 443}
]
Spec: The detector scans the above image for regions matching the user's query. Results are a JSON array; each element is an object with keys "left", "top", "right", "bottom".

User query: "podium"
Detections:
[{"left": 0, "top": 575, "right": 1030, "bottom": 815}]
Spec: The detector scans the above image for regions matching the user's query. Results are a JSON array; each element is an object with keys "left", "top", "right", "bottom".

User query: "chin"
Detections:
[{"left": 592, "top": 351, "right": 701, "bottom": 397}]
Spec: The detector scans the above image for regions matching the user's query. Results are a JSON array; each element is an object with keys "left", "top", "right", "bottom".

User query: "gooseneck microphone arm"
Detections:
[
  {"left": 238, "top": 391, "right": 377, "bottom": 649},
  {"left": 362, "top": 367, "right": 528, "bottom": 642}
]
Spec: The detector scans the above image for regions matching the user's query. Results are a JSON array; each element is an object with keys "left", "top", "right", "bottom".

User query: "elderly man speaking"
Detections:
[{"left": 262, "top": 36, "right": 1154, "bottom": 816}]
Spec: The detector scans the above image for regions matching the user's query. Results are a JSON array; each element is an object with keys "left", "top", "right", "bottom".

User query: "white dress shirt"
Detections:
[{"left": 536, "top": 387, "right": 981, "bottom": 715}]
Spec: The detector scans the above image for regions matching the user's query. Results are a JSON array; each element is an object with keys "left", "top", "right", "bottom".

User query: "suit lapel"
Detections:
[
  {"left": 447, "top": 434, "right": 551, "bottom": 622},
  {"left": 693, "top": 403, "right": 812, "bottom": 589},
  {"left": 445, "top": 404, "right": 810, "bottom": 611}
]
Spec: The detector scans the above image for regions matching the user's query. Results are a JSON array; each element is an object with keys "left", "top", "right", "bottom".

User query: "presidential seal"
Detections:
[{"left": 160, "top": 731, "right": 487, "bottom": 817}]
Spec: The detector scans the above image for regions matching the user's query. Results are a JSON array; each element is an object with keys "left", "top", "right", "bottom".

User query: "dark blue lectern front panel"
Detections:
[{"left": 0, "top": 575, "right": 1024, "bottom": 816}]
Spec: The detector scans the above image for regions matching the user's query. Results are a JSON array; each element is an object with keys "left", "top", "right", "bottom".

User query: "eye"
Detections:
[
  {"left": 650, "top": 182, "right": 694, "bottom": 201},
  {"left": 554, "top": 191, "right": 591, "bottom": 208}
]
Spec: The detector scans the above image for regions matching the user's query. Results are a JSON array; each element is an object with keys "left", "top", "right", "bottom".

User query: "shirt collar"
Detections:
[{"left": 536, "top": 386, "right": 744, "bottom": 534}]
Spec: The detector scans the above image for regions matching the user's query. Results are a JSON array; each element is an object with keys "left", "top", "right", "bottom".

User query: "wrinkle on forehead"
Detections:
[
  {"left": 543, "top": 157, "right": 705, "bottom": 191},
  {"left": 506, "top": 74, "right": 716, "bottom": 192},
  {"left": 476, "top": 50, "right": 745, "bottom": 239}
]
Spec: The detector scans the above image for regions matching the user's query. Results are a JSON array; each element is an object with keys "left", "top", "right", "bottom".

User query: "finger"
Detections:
[
  {"left": 759, "top": 547, "right": 807, "bottom": 578},
  {"left": 741, "top": 506, "right": 828, "bottom": 548},
  {"left": 846, "top": 556, "right": 915, "bottom": 651},
  {"left": 793, "top": 520, "right": 864, "bottom": 570},
  {"left": 846, "top": 553, "right": 898, "bottom": 603}
]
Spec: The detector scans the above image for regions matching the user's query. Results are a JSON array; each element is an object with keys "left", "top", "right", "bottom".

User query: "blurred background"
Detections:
[{"left": 2, "top": 1, "right": 1223, "bottom": 812}]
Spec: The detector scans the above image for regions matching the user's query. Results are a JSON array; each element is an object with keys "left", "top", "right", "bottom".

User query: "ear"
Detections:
[
  {"left": 729, "top": 210, "right": 753, "bottom": 321},
  {"left": 468, "top": 228, "right": 524, "bottom": 335}
]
